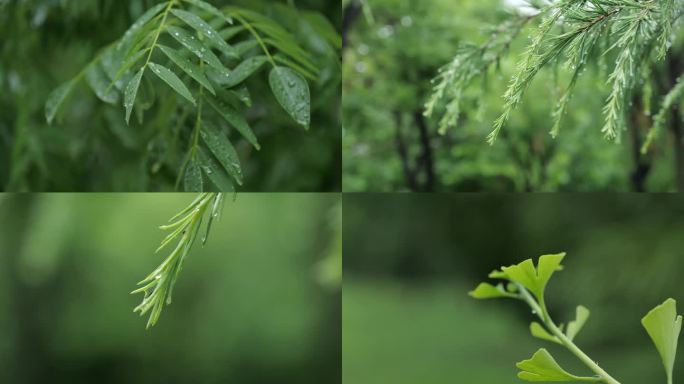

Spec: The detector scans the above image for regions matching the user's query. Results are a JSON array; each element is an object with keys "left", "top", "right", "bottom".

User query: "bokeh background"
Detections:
[
  {"left": 0, "top": 193, "right": 341, "bottom": 384},
  {"left": 0, "top": 0, "right": 341, "bottom": 191},
  {"left": 344, "top": 193, "right": 684, "bottom": 383},
  {"left": 343, "top": 0, "right": 684, "bottom": 192}
]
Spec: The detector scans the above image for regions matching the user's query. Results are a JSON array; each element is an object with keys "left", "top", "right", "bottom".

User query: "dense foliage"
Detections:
[
  {"left": 0, "top": 0, "right": 341, "bottom": 191},
  {"left": 343, "top": 0, "right": 684, "bottom": 192}
]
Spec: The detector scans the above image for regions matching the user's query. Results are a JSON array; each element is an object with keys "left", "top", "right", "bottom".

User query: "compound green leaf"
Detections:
[
  {"left": 269, "top": 66, "right": 310, "bottom": 128},
  {"left": 225, "top": 55, "right": 268, "bottom": 88},
  {"left": 158, "top": 44, "right": 215, "bottom": 95},
  {"left": 530, "top": 322, "right": 561, "bottom": 344},
  {"left": 566, "top": 306, "right": 590, "bottom": 341},
  {"left": 197, "top": 146, "right": 235, "bottom": 192},
  {"left": 517, "top": 349, "right": 599, "bottom": 382},
  {"left": 184, "top": 157, "right": 203, "bottom": 192},
  {"left": 166, "top": 26, "right": 229, "bottom": 75},
  {"left": 642, "top": 298, "right": 682, "bottom": 384},
  {"left": 200, "top": 120, "right": 243, "bottom": 185},
  {"left": 183, "top": 0, "right": 233, "bottom": 26},
  {"left": 469, "top": 282, "right": 517, "bottom": 299},
  {"left": 148, "top": 62, "right": 196, "bottom": 105},
  {"left": 45, "top": 79, "right": 77, "bottom": 124},
  {"left": 171, "top": 9, "right": 237, "bottom": 59},
  {"left": 124, "top": 68, "right": 145, "bottom": 124},
  {"left": 206, "top": 94, "right": 260, "bottom": 150}
]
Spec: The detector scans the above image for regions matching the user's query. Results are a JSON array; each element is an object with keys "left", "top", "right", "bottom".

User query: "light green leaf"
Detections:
[
  {"left": 206, "top": 94, "right": 260, "bottom": 150},
  {"left": 86, "top": 61, "right": 119, "bottom": 104},
  {"left": 124, "top": 68, "right": 145, "bottom": 124},
  {"left": 517, "top": 349, "right": 600, "bottom": 382},
  {"left": 224, "top": 55, "right": 268, "bottom": 88},
  {"left": 530, "top": 322, "right": 561, "bottom": 344},
  {"left": 158, "top": 44, "right": 215, "bottom": 95},
  {"left": 269, "top": 66, "right": 310, "bottom": 128},
  {"left": 166, "top": 26, "right": 229, "bottom": 75},
  {"left": 183, "top": 0, "right": 233, "bottom": 26},
  {"left": 489, "top": 253, "right": 566, "bottom": 299},
  {"left": 170, "top": 9, "right": 238, "bottom": 59},
  {"left": 197, "top": 147, "right": 235, "bottom": 192},
  {"left": 148, "top": 62, "right": 196, "bottom": 105},
  {"left": 566, "top": 305, "right": 590, "bottom": 341},
  {"left": 469, "top": 282, "right": 517, "bottom": 299},
  {"left": 184, "top": 157, "right": 203, "bottom": 192},
  {"left": 200, "top": 120, "right": 243, "bottom": 185},
  {"left": 45, "top": 79, "right": 77, "bottom": 124},
  {"left": 642, "top": 298, "right": 682, "bottom": 384}
]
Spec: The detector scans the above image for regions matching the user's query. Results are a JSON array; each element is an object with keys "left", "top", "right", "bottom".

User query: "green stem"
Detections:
[
  {"left": 143, "top": 0, "right": 177, "bottom": 69},
  {"left": 516, "top": 285, "right": 621, "bottom": 384}
]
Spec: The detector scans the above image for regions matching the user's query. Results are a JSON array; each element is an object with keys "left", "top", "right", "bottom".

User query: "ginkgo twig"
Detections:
[{"left": 471, "top": 253, "right": 682, "bottom": 383}]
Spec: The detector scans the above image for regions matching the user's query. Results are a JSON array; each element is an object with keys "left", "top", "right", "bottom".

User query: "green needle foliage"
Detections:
[
  {"left": 427, "top": 0, "right": 684, "bottom": 148},
  {"left": 471, "top": 253, "right": 682, "bottom": 383},
  {"left": 42, "top": 0, "right": 336, "bottom": 191},
  {"left": 133, "top": 192, "right": 225, "bottom": 328}
]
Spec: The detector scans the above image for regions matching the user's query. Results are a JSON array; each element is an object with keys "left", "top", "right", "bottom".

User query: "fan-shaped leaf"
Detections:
[
  {"left": 148, "top": 63, "right": 196, "bottom": 105},
  {"left": 566, "top": 306, "right": 590, "bottom": 341},
  {"left": 517, "top": 349, "right": 599, "bottom": 382},
  {"left": 124, "top": 68, "right": 145, "bottom": 124},
  {"left": 184, "top": 157, "right": 203, "bottom": 192},
  {"left": 206, "top": 94, "right": 260, "bottom": 150},
  {"left": 170, "top": 9, "right": 238, "bottom": 59},
  {"left": 45, "top": 79, "right": 77, "bottom": 124},
  {"left": 200, "top": 120, "right": 243, "bottom": 185},
  {"left": 158, "top": 44, "right": 215, "bottom": 95},
  {"left": 530, "top": 322, "right": 561, "bottom": 344},
  {"left": 642, "top": 298, "right": 682, "bottom": 384},
  {"left": 489, "top": 253, "right": 566, "bottom": 299},
  {"left": 469, "top": 282, "right": 517, "bottom": 299},
  {"left": 225, "top": 55, "right": 268, "bottom": 88},
  {"left": 166, "top": 26, "right": 229, "bottom": 75},
  {"left": 269, "top": 66, "right": 310, "bottom": 128}
]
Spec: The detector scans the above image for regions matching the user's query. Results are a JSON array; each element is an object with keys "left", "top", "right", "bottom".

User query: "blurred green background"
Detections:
[
  {"left": 343, "top": 194, "right": 684, "bottom": 383},
  {"left": 0, "top": 0, "right": 341, "bottom": 191},
  {"left": 342, "top": 0, "right": 684, "bottom": 192},
  {"left": 0, "top": 193, "right": 340, "bottom": 384}
]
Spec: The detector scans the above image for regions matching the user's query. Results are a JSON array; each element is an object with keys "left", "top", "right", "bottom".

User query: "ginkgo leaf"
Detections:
[
  {"left": 642, "top": 298, "right": 682, "bottom": 384},
  {"left": 566, "top": 306, "right": 590, "bottom": 341},
  {"left": 197, "top": 146, "right": 235, "bottom": 192},
  {"left": 206, "top": 94, "right": 260, "bottom": 150},
  {"left": 184, "top": 157, "right": 203, "bottom": 192},
  {"left": 200, "top": 120, "right": 243, "bottom": 185},
  {"left": 183, "top": 0, "right": 233, "bottom": 26},
  {"left": 158, "top": 44, "right": 215, "bottom": 95},
  {"left": 224, "top": 55, "right": 268, "bottom": 88},
  {"left": 269, "top": 66, "right": 311, "bottom": 128},
  {"left": 148, "top": 62, "right": 196, "bottom": 105},
  {"left": 86, "top": 61, "right": 119, "bottom": 104},
  {"left": 489, "top": 253, "right": 566, "bottom": 299},
  {"left": 124, "top": 68, "right": 145, "bottom": 124},
  {"left": 469, "top": 282, "right": 517, "bottom": 299},
  {"left": 517, "top": 349, "right": 600, "bottom": 382},
  {"left": 530, "top": 322, "right": 561, "bottom": 344},
  {"left": 166, "top": 26, "right": 230, "bottom": 75},
  {"left": 171, "top": 9, "right": 238, "bottom": 59},
  {"left": 45, "top": 79, "right": 77, "bottom": 124}
]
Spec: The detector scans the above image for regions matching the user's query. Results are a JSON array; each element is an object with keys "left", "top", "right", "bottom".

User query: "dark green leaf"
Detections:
[
  {"left": 197, "top": 146, "right": 235, "bottom": 191},
  {"left": 184, "top": 157, "right": 203, "bottom": 192},
  {"left": 45, "top": 79, "right": 77, "bottom": 124},
  {"left": 200, "top": 120, "right": 243, "bottom": 185},
  {"left": 166, "top": 26, "right": 229, "bottom": 75},
  {"left": 225, "top": 55, "right": 267, "bottom": 88},
  {"left": 148, "top": 62, "right": 196, "bottom": 105},
  {"left": 269, "top": 66, "right": 311, "bottom": 127},
  {"left": 183, "top": 0, "right": 233, "bottom": 26},
  {"left": 171, "top": 9, "right": 238, "bottom": 59},
  {"left": 158, "top": 44, "right": 215, "bottom": 95},
  {"left": 86, "top": 60, "right": 119, "bottom": 104},
  {"left": 124, "top": 68, "right": 145, "bottom": 124},
  {"left": 206, "top": 94, "right": 260, "bottom": 150}
]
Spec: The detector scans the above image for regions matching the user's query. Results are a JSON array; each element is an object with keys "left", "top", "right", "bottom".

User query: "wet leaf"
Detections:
[
  {"left": 200, "top": 120, "right": 243, "bottom": 185},
  {"left": 148, "top": 62, "right": 196, "bottom": 105},
  {"left": 158, "top": 44, "right": 215, "bottom": 95},
  {"left": 171, "top": 9, "right": 237, "bottom": 59},
  {"left": 124, "top": 68, "right": 145, "bottom": 124},
  {"left": 269, "top": 66, "right": 310, "bottom": 128}
]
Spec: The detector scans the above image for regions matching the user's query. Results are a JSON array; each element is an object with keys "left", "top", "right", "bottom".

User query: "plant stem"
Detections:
[{"left": 517, "top": 284, "right": 622, "bottom": 384}]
